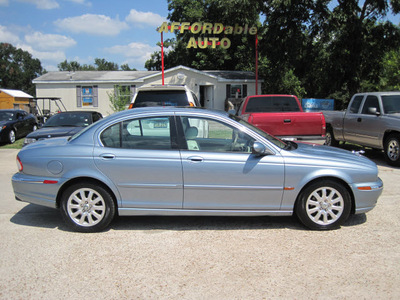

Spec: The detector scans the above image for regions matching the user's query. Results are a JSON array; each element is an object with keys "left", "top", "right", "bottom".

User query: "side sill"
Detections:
[{"left": 118, "top": 208, "right": 293, "bottom": 217}]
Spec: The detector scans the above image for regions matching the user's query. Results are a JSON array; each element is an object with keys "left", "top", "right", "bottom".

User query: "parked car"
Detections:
[
  {"left": 128, "top": 85, "right": 200, "bottom": 109},
  {"left": 0, "top": 109, "right": 38, "bottom": 144},
  {"left": 237, "top": 94, "right": 326, "bottom": 139},
  {"left": 23, "top": 111, "right": 103, "bottom": 146},
  {"left": 324, "top": 92, "right": 400, "bottom": 166},
  {"left": 12, "top": 107, "right": 382, "bottom": 232}
]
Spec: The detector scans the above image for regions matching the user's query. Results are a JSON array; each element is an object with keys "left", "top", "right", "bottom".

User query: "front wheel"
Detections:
[
  {"left": 384, "top": 134, "right": 400, "bottom": 167},
  {"left": 60, "top": 182, "right": 116, "bottom": 233},
  {"left": 295, "top": 180, "right": 351, "bottom": 230},
  {"left": 8, "top": 129, "right": 16, "bottom": 144}
]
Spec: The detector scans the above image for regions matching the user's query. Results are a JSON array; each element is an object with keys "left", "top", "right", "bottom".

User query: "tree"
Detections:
[
  {"left": 107, "top": 86, "right": 132, "bottom": 112},
  {"left": 145, "top": 0, "right": 261, "bottom": 71},
  {"left": 0, "top": 43, "right": 45, "bottom": 96},
  {"left": 58, "top": 59, "right": 136, "bottom": 71}
]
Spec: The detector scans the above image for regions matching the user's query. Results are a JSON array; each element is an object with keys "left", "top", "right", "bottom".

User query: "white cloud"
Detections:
[
  {"left": 65, "top": 0, "right": 91, "bottom": 6},
  {"left": 17, "top": 44, "right": 66, "bottom": 62},
  {"left": 54, "top": 14, "right": 129, "bottom": 36},
  {"left": 24, "top": 32, "right": 76, "bottom": 51},
  {"left": 106, "top": 42, "right": 158, "bottom": 68},
  {"left": 0, "top": 0, "right": 9, "bottom": 6},
  {"left": 17, "top": 0, "right": 59, "bottom": 9},
  {"left": 0, "top": 25, "right": 21, "bottom": 44},
  {"left": 125, "top": 9, "right": 166, "bottom": 27}
]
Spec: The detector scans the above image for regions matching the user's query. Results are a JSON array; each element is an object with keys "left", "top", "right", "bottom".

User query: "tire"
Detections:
[
  {"left": 8, "top": 129, "right": 16, "bottom": 144},
  {"left": 324, "top": 127, "right": 339, "bottom": 147},
  {"left": 384, "top": 134, "right": 400, "bottom": 167},
  {"left": 295, "top": 180, "right": 351, "bottom": 230},
  {"left": 60, "top": 182, "right": 116, "bottom": 233}
]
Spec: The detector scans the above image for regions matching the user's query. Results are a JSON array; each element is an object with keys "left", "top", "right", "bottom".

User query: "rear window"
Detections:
[
  {"left": 131, "top": 90, "right": 189, "bottom": 108},
  {"left": 245, "top": 96, "right": 300, "bottom": 112}
]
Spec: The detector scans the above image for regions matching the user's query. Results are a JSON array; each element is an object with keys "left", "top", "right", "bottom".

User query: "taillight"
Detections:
[
  {"left": 128, "top": 103, "right": 134, "bottom": 109},
  {"left": 16, "top": 156, "right": 23, "bottom": 172},
  {"left": 189, "top": 102, "right": 194, "bottom": 107}
]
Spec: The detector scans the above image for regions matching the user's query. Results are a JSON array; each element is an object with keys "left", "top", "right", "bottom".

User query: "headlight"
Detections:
[{"left": 23, "top": 138, "right": 37, "bottom": 145}]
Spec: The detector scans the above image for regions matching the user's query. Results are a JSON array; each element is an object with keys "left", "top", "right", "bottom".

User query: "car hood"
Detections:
[
  {"left": 0, "top": 120, "right": 11, "bottom": 126},
  {"left": 288, "top": 142, "right": 377, "bottom": 169},
  {"left": 26, "top": 126, "right": 84, "bottom": 139}
]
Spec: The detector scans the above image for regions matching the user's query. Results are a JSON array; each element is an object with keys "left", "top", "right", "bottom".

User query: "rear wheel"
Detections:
[
  {"left": 384, "top": 134, "right": 400, "bottom": 167},
  {"left": 60, "top": 182, "right": 115, "bottom": 233},
  {"left": 295, "top": 180, "right": 351, "bottom": 230},
  {"left": 8, "top": 129, "right": 16, "bottom": 144},
  {"left": 324, "top": 127, "right": 339, "bottom": 147}
]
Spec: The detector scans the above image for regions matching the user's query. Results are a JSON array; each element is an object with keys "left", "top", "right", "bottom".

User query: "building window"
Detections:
[
  {"left": 82, "top": 87, "right": 93, "bottom": 106},
  {"left": 114, "top": 85, "right": 133, "bottom": 104},
  {"left": 230, "top": 84, "right": 243, "bottom": 98},
  {"left": 77, "top": 85, "right": 98, "bottom": 108}
]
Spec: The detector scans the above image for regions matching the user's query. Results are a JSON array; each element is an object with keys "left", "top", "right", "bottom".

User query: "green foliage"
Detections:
[
  {"left": 147, "top": 0, "right": 400, "bottom": 106},
  {"left": 108, "top": 86, "right": 132, "bottom": 112},
  {"left": 58, "top": 59, "right": 136, "bottom": 71},
  {"left": 0, "top": 43, "right": 45, "bottom": 96}
]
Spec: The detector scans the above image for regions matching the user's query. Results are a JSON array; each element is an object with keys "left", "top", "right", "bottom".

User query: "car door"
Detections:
[
  {"left": 343, "top": 95, "right": 364, "bottom": 143},
  {"left": 178, "top": 115, "right": 285, "bottom": 210},
  {"left": 347, "top": 95, "right": 383, "bottom": 148},
  {"left": 93, "top": 115, "right": 183, "bottom": 209}
]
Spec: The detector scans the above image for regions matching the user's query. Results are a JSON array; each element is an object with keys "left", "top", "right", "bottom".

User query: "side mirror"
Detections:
[
  {"left": 252, "top": 141, "right": 270, "bottom": 156},
  {"left": 368, "top": 107, "right": 381, "bottom": 116}
]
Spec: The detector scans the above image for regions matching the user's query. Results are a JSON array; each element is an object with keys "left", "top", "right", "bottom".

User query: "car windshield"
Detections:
[
  {"left": 382, "top": 95, "right": 400, "bottom": 114},
  {"left": 245, "top": 96, "right": 301, "bottom": 112},
  {"left": 44, "top": 113, "right": 92, "bottom": 127},
  {"left": 0, "top": 111, "right": 16, "bottom": 121},
  {"left": 132, "top": 90, "right": 188, "bottom": 108},
  {"left": 230, "top": 115, "right": 288, "bottom": 149}
]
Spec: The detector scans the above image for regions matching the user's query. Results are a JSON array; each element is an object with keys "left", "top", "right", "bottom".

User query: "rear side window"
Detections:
[
  {"left": 245, "top": 96, "right": 300, "bottom": 112},
  {"left": 132, "top": 91, "right": 188, "bottom": 108},
  {"left": 349, "top": 96, "right": 363, "bottom": 113}
]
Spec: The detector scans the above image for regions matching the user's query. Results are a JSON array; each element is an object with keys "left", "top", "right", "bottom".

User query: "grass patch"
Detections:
[{"left": 0, "top": 138, "right": 24, "bottom": 149}]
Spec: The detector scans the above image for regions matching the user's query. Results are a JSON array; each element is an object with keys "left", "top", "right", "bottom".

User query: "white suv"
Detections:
[{"left": 128, "top": 85, "right": 200, "bottom": 109}]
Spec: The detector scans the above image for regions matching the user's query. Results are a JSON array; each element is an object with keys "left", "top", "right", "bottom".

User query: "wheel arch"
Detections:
[
  {"left": 383, "top": 130, "right": 400, "bottom": 144},
  {"left": 56, "top": 177, "right": 119, "bottom": 213},
  {"left": 294, "top": 176, "right": 356, "bottom": 215}
]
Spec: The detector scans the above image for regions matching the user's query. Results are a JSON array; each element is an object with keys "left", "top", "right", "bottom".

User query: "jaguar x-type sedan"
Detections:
[{"left": 12, "top": 107, "right": 383, "bottom": 232}]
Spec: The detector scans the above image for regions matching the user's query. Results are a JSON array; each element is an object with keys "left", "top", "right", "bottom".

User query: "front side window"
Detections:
[
  {"left": 100, "top": 117, "right": 173, "bottom": 150},
  {"left": 181, "top": 117, "right": 255, "bottom": 153},
  {"left": 361, "top": 96, "right": 380, "bottom": 114}
]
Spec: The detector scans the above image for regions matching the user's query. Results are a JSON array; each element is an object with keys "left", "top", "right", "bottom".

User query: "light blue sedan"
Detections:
[{"left": 12, "top": 107, "right": 383, "bottom": 232}]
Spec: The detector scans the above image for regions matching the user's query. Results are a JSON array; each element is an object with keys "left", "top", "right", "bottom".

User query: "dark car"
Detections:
[
  {"left": 23, "top": 111, "right": 102, "bottom": 146},
  {"left": 0, "top": 109, "right": 38, "bottom": 144}
]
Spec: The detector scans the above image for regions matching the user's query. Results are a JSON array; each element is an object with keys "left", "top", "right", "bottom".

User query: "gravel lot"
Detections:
[{"left": 0, "top": 145, "right": 399, "bottom": 299}]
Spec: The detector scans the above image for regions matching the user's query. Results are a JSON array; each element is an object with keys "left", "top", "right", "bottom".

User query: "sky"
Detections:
[
  {"left": 1, "top": 0, "right": 399, "bottom": 72},
  {"left": 0, "top": 0, "right": 169, "bottom": 71}
]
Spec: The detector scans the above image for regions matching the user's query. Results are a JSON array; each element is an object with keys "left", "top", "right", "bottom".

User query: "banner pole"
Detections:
[
  {"left": 255, "top": 33, "right": 258, "bottom": 95},
  {"left": 161, "top": 31, "right": 165, "bottom": 85}
]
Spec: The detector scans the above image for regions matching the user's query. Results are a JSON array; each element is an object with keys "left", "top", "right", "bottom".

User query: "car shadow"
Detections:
[
  {"left": 338, "top": 143, "right": 394, "bottom": 168},
  {"left": 10, "top": 203, "right": 366, "bottom": 232}
]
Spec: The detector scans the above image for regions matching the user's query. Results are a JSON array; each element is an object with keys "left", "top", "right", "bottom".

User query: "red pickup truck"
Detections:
[{"left": 237, "top": 94, "right": 326, "bottom": 139}]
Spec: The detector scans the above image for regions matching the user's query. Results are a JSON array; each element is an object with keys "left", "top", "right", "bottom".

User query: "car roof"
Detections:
[
  {"left": 136, "top": 85, "right": 190, "bottom": 92},
  {"left": 354, "top": 91, "right": 400, "bottom": 96}
]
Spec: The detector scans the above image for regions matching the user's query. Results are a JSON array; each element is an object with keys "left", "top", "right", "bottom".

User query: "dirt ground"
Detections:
[{"left": 0, "top": 146, "right": 399, "bottom": 299}]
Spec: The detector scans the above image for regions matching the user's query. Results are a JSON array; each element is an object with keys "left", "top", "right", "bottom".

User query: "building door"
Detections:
[{"left": 199, "top": 85, "right": 214, "bottom": 108}]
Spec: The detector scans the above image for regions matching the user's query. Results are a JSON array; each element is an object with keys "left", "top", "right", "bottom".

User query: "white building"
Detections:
[{"left": 33, "top": 65, "right": 262, "bottom": 116}]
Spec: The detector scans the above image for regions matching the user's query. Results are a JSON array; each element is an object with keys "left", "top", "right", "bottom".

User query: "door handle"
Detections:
[
  {"left": 100, "top": 153, "right": 115, "bottom": 159},
  {"left": 187, "top": 156, "right": 203, "bottom": 162},
  {"left": 357, "top": 118, "right": 362, "bottom": 122},
  {"left": 284, "top": 119, "right": 291, "bottom": 123}
]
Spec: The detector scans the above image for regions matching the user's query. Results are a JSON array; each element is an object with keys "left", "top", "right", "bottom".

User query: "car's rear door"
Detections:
[{"left": 93, "top": 115, "right": 183, "bottom": 209}]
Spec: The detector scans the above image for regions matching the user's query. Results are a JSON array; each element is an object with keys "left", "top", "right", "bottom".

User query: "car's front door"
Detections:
[
  {"left": 178, "top": 116, "right": 285, "bottom": 210},
  {"left": 93, "top": 116, "right": 183, "bottom": 209}
]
